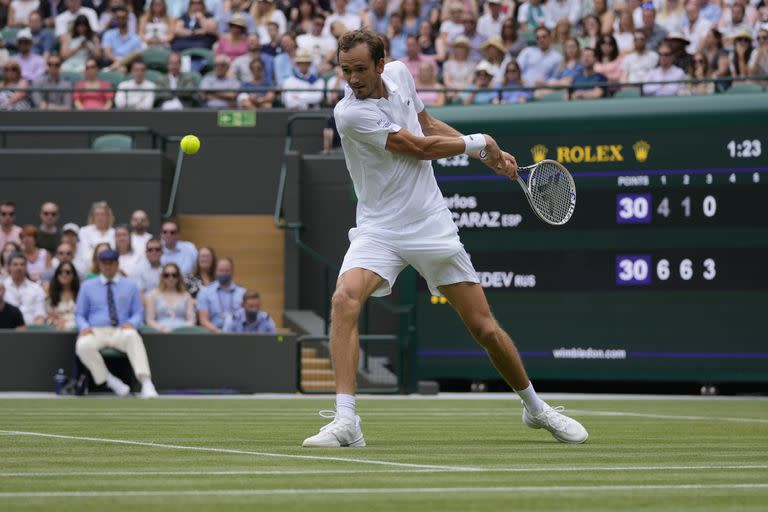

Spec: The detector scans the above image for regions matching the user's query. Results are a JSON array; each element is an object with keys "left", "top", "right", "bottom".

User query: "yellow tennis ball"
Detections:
[{"left": 180, "top": 135, "right": 200, "bottom": 155}]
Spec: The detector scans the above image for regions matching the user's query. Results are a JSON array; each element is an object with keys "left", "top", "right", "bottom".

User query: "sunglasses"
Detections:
[
  {"left": 146, "top": 247, "right": 162, "bottom": 252},
  {"left": 3, "top": 67, "right": 19, "bottom": 72},
  {"left": 48, "top": 62, "right": 61, "bottom": 67},
  {"left": 758, "top": 36, "right": 768, "bottom": 41},
  {"left": 59, "top": 269, "right": 73, "bottom": 276},
  {"left": 162, "top": 229, "right": 178, "bottom": 234},
  {"left": 42, "top": 211, "right": 58, "bottom": 216},
  {"left": 0, "top": 211, "right": 16, "bottom": 216},
  {"left": 163, "top": 272, "right": 179, "bottom": 278},
  {"left": 659, "top": 52, "right": 673, "bottom": 56}
]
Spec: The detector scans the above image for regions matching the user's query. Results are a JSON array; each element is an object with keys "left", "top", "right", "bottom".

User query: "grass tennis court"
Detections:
[{"left": 1, "top": 396, "right": 767, "bottom": 511}]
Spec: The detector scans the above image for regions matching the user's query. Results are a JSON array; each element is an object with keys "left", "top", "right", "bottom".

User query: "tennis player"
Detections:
[{"left": 303, "top": 30, "right": 588, "bottom": 447}]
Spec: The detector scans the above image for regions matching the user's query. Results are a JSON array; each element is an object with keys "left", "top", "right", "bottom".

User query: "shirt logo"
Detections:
[{"left": 377, "top": 119, "right": 392, "bottom": 129}]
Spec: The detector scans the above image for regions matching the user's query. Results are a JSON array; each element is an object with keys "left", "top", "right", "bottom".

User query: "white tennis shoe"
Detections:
[
  {"left": 523, "top": 403, "right": 588, "bottom": 444},
  {"left": 302, "top": 411, "right": 366, "bottom": 448}
]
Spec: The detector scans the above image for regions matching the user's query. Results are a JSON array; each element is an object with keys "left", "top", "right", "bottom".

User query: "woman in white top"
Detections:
[
  {"left": 252, "top": 0, "right": 287, "bottom": 40},
  {"left": 20, "top": 225, "right": 50, "bottom": 282},
  {"left": 614, "top": 9, "right": 636, "bottom": 55},
  {"left": 77, "top": 201, "right": 116, "bottom": 267},
  {"left": 7, "top": 0, "right": 40, "bottom": 27},
  {"left": 115, "top": 225, "right": 142, "bottom": 277},
  {"left": 442, "top": 36, "right": 475, "bottom": 103},
  {"left": 46, "top": 260, "right": 80, "bottom": 330},
  {"left": 140, "top": 0, "right": 176, "bottom": 48},
  {"left": 145, "top": 262, "right": 196, "bottom": 332}
]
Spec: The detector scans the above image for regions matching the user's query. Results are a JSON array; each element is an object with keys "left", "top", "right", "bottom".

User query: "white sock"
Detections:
[
  {"left": 336, "top": 394, "right": 356, "bottom": 418},
  {"left": 516, "top": 382, "right": 546, "bottom": 415},
  {"left": 105, "top": 372, "right": 125, "bottom": 390},
  {"left": 139, "top": 375, "right": 152, "bottom": 387}
]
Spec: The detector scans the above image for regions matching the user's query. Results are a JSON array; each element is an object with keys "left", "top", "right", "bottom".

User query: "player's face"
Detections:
[{"left": 339, "top": 43, "right": 384, "bottom": 100}]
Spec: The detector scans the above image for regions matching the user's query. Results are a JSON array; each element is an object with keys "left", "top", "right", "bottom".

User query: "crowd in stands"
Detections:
[
  {"left": 0, "top": 0, "right": 766, "bottom": 110},
  {"left": 0, "top": 199, "right": 277, "bottom": 335}
]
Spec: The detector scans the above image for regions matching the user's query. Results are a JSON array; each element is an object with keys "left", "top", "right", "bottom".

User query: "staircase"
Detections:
[{"left": 300, "top": 346, "right": 335, "bottom": 392}]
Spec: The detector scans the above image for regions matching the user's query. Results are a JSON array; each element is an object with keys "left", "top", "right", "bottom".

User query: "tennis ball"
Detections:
[{"left": 180, "top": 134, "right": 200, "bottom": 155}]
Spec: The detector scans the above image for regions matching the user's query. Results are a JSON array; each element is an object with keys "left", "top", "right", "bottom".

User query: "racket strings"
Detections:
[{"left": 528, "top": 162, "right": 574, "bottom": 224}]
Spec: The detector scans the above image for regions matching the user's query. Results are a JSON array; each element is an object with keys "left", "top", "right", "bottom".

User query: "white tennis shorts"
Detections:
[{"left": 339, "top": 208, "right": 479, "bottom": 297}]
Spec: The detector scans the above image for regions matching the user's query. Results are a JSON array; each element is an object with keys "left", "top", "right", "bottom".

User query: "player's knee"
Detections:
[
  {"left": 469, "top": 318, "right": 499, "bottom": 348},
  {"left": 331, "top": 288, "right": 362, "bottom": 319}
]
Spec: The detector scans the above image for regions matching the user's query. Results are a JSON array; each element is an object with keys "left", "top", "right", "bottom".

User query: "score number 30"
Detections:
[{"left": 616, "top": 255, "right": 716, "bottom": 285}]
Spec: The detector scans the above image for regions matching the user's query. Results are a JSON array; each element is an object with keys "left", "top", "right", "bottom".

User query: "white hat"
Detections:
[
  {"left": 62, "top": 223, "right": 80, "bottom": 235},
  {"left": 16, "top": 28, "right": 33, "bottom": 41}
]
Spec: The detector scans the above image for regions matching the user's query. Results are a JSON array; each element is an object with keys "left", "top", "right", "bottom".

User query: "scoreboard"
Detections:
[{"left": 414, "top": 97, "right": 768, "bottom": 384}]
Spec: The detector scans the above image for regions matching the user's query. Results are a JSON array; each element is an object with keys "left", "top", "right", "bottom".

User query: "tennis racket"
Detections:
[{"left": 515, "top": 159, "right": 576, "bottom": 226}]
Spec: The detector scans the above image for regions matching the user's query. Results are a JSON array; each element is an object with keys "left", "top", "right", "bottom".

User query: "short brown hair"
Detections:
[
  {"left": 21, "top": 225, "right": 38, "bottom": 241},
  {"left": 337, "top": 29, "right": 385, "bottom": 63},
  {"left": 243, "top": 290, "right": 261, "bottom": 303}
]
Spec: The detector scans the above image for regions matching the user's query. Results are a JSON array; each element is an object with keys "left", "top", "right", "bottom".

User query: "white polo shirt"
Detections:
[
  {"left": 2, "top": 277, "right": 46, "bottom": 324},
  {"left": 334, "top": 61, "right": 446, "bottom": 229}
]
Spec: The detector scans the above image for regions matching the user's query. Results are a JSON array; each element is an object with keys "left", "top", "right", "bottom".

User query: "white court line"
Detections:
[
  {"left": 0, "top": 430, "right": 481, "bottom": 472},
  {"left": 1, "top": 464, "right": 767, "bottom": 478},
  {"left": 571, "top": 410, "right": 768, "bottom": 424},
  {"left": 1, "top": 483, "right": 768, "bottom": 498}
]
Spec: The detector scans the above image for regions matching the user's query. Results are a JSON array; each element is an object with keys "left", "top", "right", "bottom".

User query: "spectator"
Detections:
[
  {"left": 1, "top": 242, "right": 21, "bottom": 280},
  {"left": 253, "top": 0, "right": 287, "bottom": 40},
  {"left": 613, "top": 9, "right": 635, "bottom": 55},
  {"left": 60, "top": 223, "right": 87, "bottom": 274},
  {"left": 281, "top": 49, "right": 324, "bottom": 109},
  {"left": 115, "top": 58, "right": 156, "bottom": 109},
  {"left": 216, "top": 13, "right": 249, "bottom": 61},
  {"left": 7, "top": 0, "right": 40, "bottom": 27},
  {"left": 237, "top": 57, "right": 275, "bottom": 108},
  {"left": 594, "top": 34, "right": 624, "bottom": 86},
  {"left": 680, "top": 1, "right": 712, "bottom": 54},
  {"left": 497, "top": 59, "right": 532, "bottom": 104},
  {"left": 39, "top": 0, "right": 66, "bottom": 30},
  {"left": 291, "top": 0, "right": 320, "bottom": 35},
  {"left": 516, "top": 26, "right": 563, "bottom": 87},
  {"left": 20, "top": 225, "right": 50, "bottom": 282},
  {"left": 461, "top": 61, "right": 497, "bottom": 104},
  {"left": 657, "top": 0, "right": 685, "bottom": 34},
  {"left": 145, "top": 262, "right": 195, "bottom": 332},
  {"left": 133, "top": 237, "right": 163, "bottom": 295},
  {"left": 36, "top": 202, "right": 61, "bottom": 253},
  {"left": 46, "top": 260, "right": 79, "bottom": 330},
  {"left": 73, "top": 58, "right": 114, "bottom": 110},
  {"left": 551, "top": 17, "right": 573, "bottom": 56},
  {"left": 701, "top": 28, "right": 729, "bottom": 87},
  {"left": 621, "top": 30, "right": 659, "bottom": 84},
  {"left": 154, "top": 52, "right": 198, "bottom": 109},
  {"left": 197, "top": 256, "right": 245, "bottom": 333},
  {"left": 217, "top": 0, "right": 255, "bottom": 35},
  {"left": 363, "top": 0, "right": 389, "bottom": 35},
  {"left": 296, "top": 13, "right": 337, "bottom": 71},
  {"left": 129, "top": 209, "right": 152, "bottom": 256},
  {"left": 415, "top": 60, "right": 444, "bottom": 106},
  {"left": 115, "top": 224, "right": 141, "bottom": 276},
  {"left": 750, "top": 28, "right": 768, "bottom": 80},
  {"left": 388, "top": 12, "right": 408, "bottom": 60},
  {"left": 545, "top": 0, "right": 580, "bottom": 29},
  {"left": 400, "top": 34, "right": 437, "bottom": 81},
  {"left": 538, "top": 37, "right": 583, "bottom": 97},
  {"left": 640, "top": 4, "right": 668, "bottom": 51},
  {"left": 42, "top": 241, "right": 83, "bottom": 283},
  {"left": 28, "top": 12, "right": 57, "bottom": 57},
  {"left": 720, "top": 3, "right": 750, "bottom": 50},
  {"left": 0, "top": 62, "right": 32, "bottom": 110},
  {"left": 720, "top": 1, "right": 759, "bottom": 38},
  {"left": 159, "top": 219, "right": 197, "bottom": 276},
  {"left": 99, "top": 0, "right": 138, "bottom": 34},
  {"left": 225, "top": 290, "right": 276, "bottom": 333},
  {"left": 12, "top": 29, "right": 46, "bottom": 82},
  {"left": 3, "top": 252, "right": 46, "bottom": 324},
  {"left": 171, "top": 0, "right": 217, "bottom": 53},
  {"left": 102, "top": 6, "right": 143, "bottom": 70},
  {"left": 231, "top": 32, "right": 274, "bottom": 83},
  {"left": 480, "top": 37, "right": 506, "bottom": 85},
  {"left": 570, "top": 46, "right": 608, "bottom": 100},
  {"left": 731, "top": 29, "right": 754, "bottom": 80},
  {"left": 478, "top": 0, "right": 507, "bottom": 40},
  {"left": 32, "top": 54, "right": 73, "bottom": 109},
  {"left": 199, "top": 55, "right": 240, "bottom": 108},
  {"left": 159, "top": 0, "right": 190, "bottom": 19},
  {"left": 0, "top": 281, "right": 25, "bottom": 330},
  {"left": 59, "top": 14, "right": 101, "bottom": 73},
  {"left": 500, "top": 17, "right": 527, "bottom": 58},
  {"left": 74, "top": 248, "right": 158, "bottom": 397},
  {"left": 322, "top": 0, "right": 360, "bottom": 38},
  {"left": 578, "top": 14, "right": 601, "bottom": 51},
  {"left": 698, "top": 0, "right": 722, "bottom": 25},
  {"left": 664, "top": 32, "right": 693, "bottom": 73},
  {"left": 456, "top": 12, "right": 487, "bottom": 63},
  {"left": 686, "top": 50, "right": 714, "bottom": 94},
  {"left": 86, "top": 242, "right": 112, "bottom": 278},
  {"left": 593, "top": 0, "right": 615, "bottom": 35},
  {"left": 417, "top": 20, "right": 437, "bottom": 59},
  {"left": 139, "top": 0, "right": 175, "bottom": 48},
  {"left": 55, "top": 0, "right": 99, "bottom": 38},
  {"left": 260, "top": 20, "right": 282, "bottom": 56},
  {"left": 183, "top": 245, "right": 215, "bottom": 299},
  {"left": 0, "top": 35, "right": 9, "bottom": 68},
  {"left": 442, "top": 36, "right": 474, "bottom": 102},
  {"left": 518, "top": 0, "right": 546, "bottom": 32},
  {"left": 399, "top": 0, "right": 422, "bottom": 37},
  {"left": 643, "top": 42, "right": 687, "bottom": 96},
  {"left": 440, "top": 0, "right": 479, "bottom": 21},
  {"left": 78, "top": 200, "right": 116, "bottom": 266},
  {"left": 0, "top": 201, "right": 22, "bottom": 247}
]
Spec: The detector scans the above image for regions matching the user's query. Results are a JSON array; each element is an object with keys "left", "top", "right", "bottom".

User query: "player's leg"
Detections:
[
  {"left": 438, "top": 282, "right": 588, "bottom": 444},
  {"left": 302, "top": 267, "right": 384, "bottom": 448}
]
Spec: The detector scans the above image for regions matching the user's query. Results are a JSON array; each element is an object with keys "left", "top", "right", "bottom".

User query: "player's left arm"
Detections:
[{"left": 417, "top": 108, "right": 518, "bottom": 179}]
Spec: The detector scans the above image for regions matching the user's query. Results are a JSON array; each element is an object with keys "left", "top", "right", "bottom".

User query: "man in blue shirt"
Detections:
[
  {"left": 197, "top": 257, "right": 246, "bottom": 333},
  {"left": 225, "top": 291, "right": 277, "bottom": 333},
  {"left": 75, "top": 249, "right": 158, "bottom": 397},
  {"left": 102, "top": 7, "right": 142, "bottom": 70},
  {"left": 570, "top": 48, "right": 607, "bottom": 100},
  {"left": 160, "top": 219, "right": 198, "bottom": 276}
]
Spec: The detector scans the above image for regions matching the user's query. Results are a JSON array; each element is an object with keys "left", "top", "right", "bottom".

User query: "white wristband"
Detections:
[{"left": 461, "top": 133, "right": 486, "bottom": 154}]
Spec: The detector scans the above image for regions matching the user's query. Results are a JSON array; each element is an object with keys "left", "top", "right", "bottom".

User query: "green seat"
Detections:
[
  {"left": 171, "top": 325, "right": 209, "bottom": 334},
  {"left": 614, "top": 87, "right": 642, "bottom": 98},
  {"left": 61, "top": 71, "right": 83, "bottom": 84},
  {"left": 142, "top": 46, "right": 171, "bottom": 72},
  {"left": 1, "top": 27, "right": 20, "bottom": 44},
  {"left": 140, "top": 325, "right": 161, "bottom": 334},
  {"left": 180, "top": 47, "right": 214, "bottom": 74},
  {"left": 25, "top": 323, "right": 56, "bottom": 332},
  {"left": 725, "top": 83, "right": 765, "bottom": 94},
  {"left": 99, "top": 347, "right": 126, "bottom": 358},
  {"left": 98, "top": 70, "right": 125, "bottom": 88},
  {"left": 92, "top": 134, "right": 134, "bottom": 151},
  {"left": 189, "top": 70, "right": 202, "bottom": 87},
  {"left": 537, "top": 91, "right": 567, "bottom": 102},
  {"left": 145, "top": 68, "right": 164, "bottom": 85}
]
